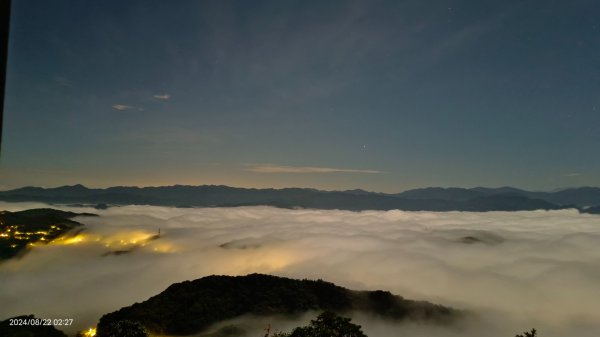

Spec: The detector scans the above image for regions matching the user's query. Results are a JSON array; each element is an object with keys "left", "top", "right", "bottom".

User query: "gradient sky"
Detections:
[{"left": 1, "top": 0, "right": 599, "bottom": 192}]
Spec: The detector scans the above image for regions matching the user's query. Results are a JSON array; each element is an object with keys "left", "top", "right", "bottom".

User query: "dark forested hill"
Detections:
[
  {"left": 0, "top": 184, "right": 581, "bottom": 212},
  {"left": 0, "top": 208, "right": 95, "bottom": 261},
  {"left": 97, "top": 274, "right": 458, "bottom": 336}
]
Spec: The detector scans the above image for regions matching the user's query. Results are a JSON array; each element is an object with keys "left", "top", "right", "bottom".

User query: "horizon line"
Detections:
[{"left": 2, "top": 183, "right": 597, "bottom": 195}]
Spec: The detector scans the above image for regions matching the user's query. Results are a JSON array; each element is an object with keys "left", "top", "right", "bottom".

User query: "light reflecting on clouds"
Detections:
[{"left": 1, "top": 202, "right": 600, "bottom": 336}]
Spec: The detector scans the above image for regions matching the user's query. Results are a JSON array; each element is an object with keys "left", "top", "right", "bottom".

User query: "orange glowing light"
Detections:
[
  {"left": 150, "top": 242, "right": 176, "bottom": 253},
  {"left": 84, "top": 327, "right": 96, "bottom": 336},
  {"left": 62, "top": 235, "right": 86, "bottom": 244},
  {"left": 52, "top": 234, "right": 89, "bottom": 245},
  {"left": 103, "top": 232, "right": 156, "bottom": 247}
]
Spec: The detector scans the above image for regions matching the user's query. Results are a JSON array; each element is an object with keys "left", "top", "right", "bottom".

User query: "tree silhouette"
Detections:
[
  {"left": 515, "top": 328, "right": 537, "bottom": 337},
  {"left": 95, "top": 320, "right": 148, "bottom": 337},
  {"left": 272, "top": 311, "right": 367, "bottom": 337}
]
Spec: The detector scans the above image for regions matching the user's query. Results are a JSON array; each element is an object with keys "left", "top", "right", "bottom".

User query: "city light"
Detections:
[{"left": 83, "top": 327, "right": 96, "bottom": 337}]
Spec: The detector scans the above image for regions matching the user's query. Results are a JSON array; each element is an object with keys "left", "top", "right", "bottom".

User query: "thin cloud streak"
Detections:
[
  {"left": 112, "top": 104, "right": 134, "bottom": 111},
  {"left": 54, "top": 76, "right": 73, "bottom": 87},
  {"left": 153, "top": 94, "right": 171, "bottom": 100},
  {"left": 245, "top": 164, "right": 381, "bottom": 174},
  {"left": 112, "top": 104, "right": 144, "bottom": 111}
]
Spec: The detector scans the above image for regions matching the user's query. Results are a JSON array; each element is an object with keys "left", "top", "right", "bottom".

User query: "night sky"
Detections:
[{"left": 2, "top": 0, "right": 599, "bottom": 192}]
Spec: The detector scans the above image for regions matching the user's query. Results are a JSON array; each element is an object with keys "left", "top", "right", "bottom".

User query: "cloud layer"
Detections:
[{"left": 1, "top": 202, "right": 599, "bottom": 336}]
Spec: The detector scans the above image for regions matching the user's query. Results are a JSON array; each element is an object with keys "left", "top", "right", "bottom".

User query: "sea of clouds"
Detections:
[{"left": 1, "top": 201, "right": 600, "bottom": 336}]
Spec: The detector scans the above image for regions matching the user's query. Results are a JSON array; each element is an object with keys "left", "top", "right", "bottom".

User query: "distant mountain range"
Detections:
[
  {"left": 396, "top": 186, "right": 600, "bottom": 206},
  {"left": 1, "top": 184, "right": 600, "bottom": 213}
]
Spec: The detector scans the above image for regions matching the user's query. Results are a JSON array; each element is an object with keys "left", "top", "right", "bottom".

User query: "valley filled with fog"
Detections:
[{"left": 1, "top": 201, "right": 600, "bottom": 336}]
